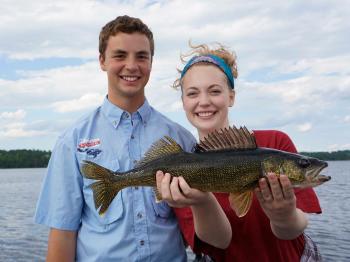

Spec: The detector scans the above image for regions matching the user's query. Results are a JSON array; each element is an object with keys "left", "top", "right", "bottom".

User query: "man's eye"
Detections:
[{"left": 138, "top": 55, "right": 149, "bottom": 60}]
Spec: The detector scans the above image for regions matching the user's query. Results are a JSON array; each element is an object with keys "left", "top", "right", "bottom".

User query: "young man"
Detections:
[{"left": 35, "top": 16, "right": 230, "bottom": 261}]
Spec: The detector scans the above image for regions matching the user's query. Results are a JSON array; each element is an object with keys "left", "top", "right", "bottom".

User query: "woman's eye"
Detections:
[
  {"left": 211, "top": 90, "right": 221, "bottom": 95},
  {"left": 187, "top": 92, "right": 197, "bottom": 97}
]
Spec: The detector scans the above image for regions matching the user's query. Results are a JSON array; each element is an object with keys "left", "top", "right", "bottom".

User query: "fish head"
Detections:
[{"left": 282, "top": 155, "right": 330, "bottom": 188}]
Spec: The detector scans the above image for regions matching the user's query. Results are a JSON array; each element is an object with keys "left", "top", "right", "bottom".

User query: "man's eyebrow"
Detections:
[
  {"left": 136, "top": 50, "right": 151, "bottom": 56},
  {"left": 112, "top": 49, "right": 127, "bottom": 54},
  {"left": 111, "top": 50, "right": 150, "bottom": 56}
]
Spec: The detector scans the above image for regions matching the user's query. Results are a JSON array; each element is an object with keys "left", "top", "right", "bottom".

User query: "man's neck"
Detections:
[{"left": 107, "top": 94, "right": 145, "bottom": 113}]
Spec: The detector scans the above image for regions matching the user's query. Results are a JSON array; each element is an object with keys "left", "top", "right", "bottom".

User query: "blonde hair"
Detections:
[{"left": 172, "top": 42, "right": 238, "bottom": 89}]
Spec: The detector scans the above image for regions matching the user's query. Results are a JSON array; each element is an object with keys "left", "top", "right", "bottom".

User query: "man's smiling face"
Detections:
[{"left": 99, "top": 32, "right": 152, "bottom": 108}]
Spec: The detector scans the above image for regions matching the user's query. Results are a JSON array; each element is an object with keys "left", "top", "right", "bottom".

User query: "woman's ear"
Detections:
[{"left": 229, "top": 90, "right": 235, "bottom": 107}]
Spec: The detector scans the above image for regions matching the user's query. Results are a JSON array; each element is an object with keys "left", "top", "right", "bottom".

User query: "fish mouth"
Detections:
[
  {"left": 317, "top": 174, "right": 331, "bottom": 183},
  {"left": 306, "top": 161, "right": 328, "bottom": 178},
  {"left": 305, "top": 161, "right": 330, "bottom": 186}
]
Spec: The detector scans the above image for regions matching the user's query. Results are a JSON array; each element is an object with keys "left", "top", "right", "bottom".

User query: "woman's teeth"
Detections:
[{"left": 197, "top": 112, "right": 214, "bottom": 117}]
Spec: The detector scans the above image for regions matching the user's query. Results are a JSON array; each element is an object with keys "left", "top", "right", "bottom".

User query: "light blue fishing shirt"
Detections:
[{"left": 34, "top": 97, "right": 196, "bottom": 262}]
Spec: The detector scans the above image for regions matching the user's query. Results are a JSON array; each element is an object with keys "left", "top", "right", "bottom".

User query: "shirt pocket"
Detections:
[
  {"left": 149, "top": 189, "right": 173, "bottom": 218},
  {"left": 82, "top": 157, "right": 125, "bottom": 226}
]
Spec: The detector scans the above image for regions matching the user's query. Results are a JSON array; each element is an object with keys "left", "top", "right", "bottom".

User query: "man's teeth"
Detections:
[
  {"left": 122, "top": 76, "right": 138, "bottom": 82},
  {"left": 197, "top": 112, "right": 214, "bottom": 117}
]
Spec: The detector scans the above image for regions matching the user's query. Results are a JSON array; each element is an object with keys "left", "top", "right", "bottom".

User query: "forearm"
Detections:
[
  {"left": 47, "top": 228, "right": 77, "bottom": 262},
  {"left": 191, "top": 193, "right": 232, "bottom": 249},
  {"left": 270, "top": 208, "right": 308, "bottom": 240}
]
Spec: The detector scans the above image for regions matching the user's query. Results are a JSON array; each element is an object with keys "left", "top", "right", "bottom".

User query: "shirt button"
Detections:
[
  {"left": 133, "top": 160, "right": 137, "bottom": 164},
  {"left": 125, "top": 114, "right": 129, "bottom": 118},
  {"left": 137, "top": 212, "right": 143, "bottom": 219},
  {"left": 131, "top": 135, "right": 134, "bottom": 139},
  {"left": 140, "top": 240, "right": 145, "bottom": 246},
  {"left": 135, "top": 186, "right": 138, "bottom": 190}
]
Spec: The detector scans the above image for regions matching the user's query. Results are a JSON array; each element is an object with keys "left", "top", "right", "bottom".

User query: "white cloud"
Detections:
[
  {"left": 0, "top": 62, "right": 105, "bottom": 109},
  {"left": 0, "top": 122, "right": 48, "bottom": 138},
  {"left": 52, "top": 93, "right": 104, "bottom": 113},
  {"left": 0, "top": 109, "right": 26, "bottom": 121},
  {"left": 328, "top": 143, "right": 350, "bottom": 151},
  {"left": 297, "top": 122, "right": 312, "bottom": 132},
  {"left": 344, "top": 115, "right": 350, "bottom": 123}
]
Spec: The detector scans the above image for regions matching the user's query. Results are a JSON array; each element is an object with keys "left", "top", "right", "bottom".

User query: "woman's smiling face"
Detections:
[{"left": 181, "top": 64, "right": 235, "bottom": 139}]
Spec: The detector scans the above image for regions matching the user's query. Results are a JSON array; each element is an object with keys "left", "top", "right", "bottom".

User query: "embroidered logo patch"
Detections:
[{"left": 77, "top": 138, "right": 102, "bottom": 158}]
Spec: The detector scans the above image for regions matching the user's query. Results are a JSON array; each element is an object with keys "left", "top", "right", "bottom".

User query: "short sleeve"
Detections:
[{"left": 34, "top": 135, "right": 83, "bottom": 230}]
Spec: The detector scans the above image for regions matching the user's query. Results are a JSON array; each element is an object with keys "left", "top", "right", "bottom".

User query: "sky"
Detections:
[{"left": 0, "top": 0, "right": 349, "bottom": 152}]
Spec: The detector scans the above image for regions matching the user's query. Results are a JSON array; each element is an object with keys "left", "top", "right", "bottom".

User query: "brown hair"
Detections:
[
  {"left": 99, "top": 15, "right": 154, "bottom": 59},
  {"left": 173, "top": 42, "right": 238, "bottom": 89}
]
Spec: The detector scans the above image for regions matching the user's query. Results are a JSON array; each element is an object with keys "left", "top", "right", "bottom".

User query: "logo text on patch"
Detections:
[{"left": 78, "top": 138, "right": 102, "bottom": 158}]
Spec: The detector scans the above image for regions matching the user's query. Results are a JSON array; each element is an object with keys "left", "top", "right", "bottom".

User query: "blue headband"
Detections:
[{"left": 180, "top": 54, "right": 235, "bottom": 89}]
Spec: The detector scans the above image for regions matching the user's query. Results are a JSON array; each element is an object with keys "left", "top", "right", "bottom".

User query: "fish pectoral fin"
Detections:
[
  {"left": 229, "top": 191, "right": 253, "bottom": 218},
  {"left": 153, "top": 187, "right": 163, "bottom": 203}
]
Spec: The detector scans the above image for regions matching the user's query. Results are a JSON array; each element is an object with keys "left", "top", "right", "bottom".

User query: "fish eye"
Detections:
[{"left": 298, "top": 158, "right": 311, "bottom": 168}]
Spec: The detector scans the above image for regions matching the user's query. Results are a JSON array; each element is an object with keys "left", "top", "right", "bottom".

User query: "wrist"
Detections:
[
  {"left": 190, "top": 192, "right": 215, "bottom": 209},
  {"left": 270, "top": 209, "right": 308, "bottom": 239},
  {"left": 270, "top": 209, "right": 298, "bottom": 229}
]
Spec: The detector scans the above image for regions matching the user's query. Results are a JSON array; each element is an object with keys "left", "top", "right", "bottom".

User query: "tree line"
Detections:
[
  {"left": 0, "top": 150, "right": 51, "bottom": 168},
  {"left": 0, "top": 149, "right": 350, "bottom": 168},
  {"left": 300, "top": 150, "right": 350, "bottom": 161}
]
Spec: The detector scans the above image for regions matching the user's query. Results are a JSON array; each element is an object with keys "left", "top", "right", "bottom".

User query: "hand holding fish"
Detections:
[
  {"left": 156, "top": 170, "right": 232, "bottom": 248},
  {"left": 156, "top": 170, "right": 211, "bottom": 208},
  {"left": 255, "top": 172, "right": 308, "bottom": 240}
]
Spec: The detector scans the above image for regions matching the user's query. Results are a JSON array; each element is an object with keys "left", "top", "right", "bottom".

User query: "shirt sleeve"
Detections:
[{"left": 34, "top": 134, "right": 84, "bottom": 230}]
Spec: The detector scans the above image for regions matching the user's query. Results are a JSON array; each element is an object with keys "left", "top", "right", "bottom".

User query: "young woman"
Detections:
[{"left": 156, "top": 43, "right": 323, "bottom": 261}]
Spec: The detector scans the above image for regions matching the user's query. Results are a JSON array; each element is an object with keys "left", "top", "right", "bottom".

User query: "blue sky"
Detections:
[{"left": 0, "top": 0, "right": 349, "bottom": 151}]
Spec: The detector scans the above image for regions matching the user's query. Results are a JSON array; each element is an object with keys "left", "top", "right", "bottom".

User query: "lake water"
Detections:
[{"left": 0, "top": 161, "right": 349, "bottom": 261}]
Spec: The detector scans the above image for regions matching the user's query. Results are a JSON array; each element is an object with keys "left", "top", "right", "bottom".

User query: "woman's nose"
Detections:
[{"left": 198, "top": 93, "right": 210, "bottom": 106}]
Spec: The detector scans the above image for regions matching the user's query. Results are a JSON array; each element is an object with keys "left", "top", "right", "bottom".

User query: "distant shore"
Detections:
[{"left": 0, "top": 149, "right": 349, "bottom": 168}]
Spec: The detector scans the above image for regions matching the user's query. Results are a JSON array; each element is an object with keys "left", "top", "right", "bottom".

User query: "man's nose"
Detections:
[{"left": 125, "top": 57, "right": 138, "bottom": 71}]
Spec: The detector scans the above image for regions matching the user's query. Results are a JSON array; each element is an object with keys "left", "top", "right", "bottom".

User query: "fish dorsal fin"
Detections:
[
  {"left": 196, "top": 125, "right": 257, "bottom": 152},
  {"left": 229, "top": 191, "right": 254, "bottom": 217},
  {"left": 135, "top": 136, "right": 183, "bottom": 168}
]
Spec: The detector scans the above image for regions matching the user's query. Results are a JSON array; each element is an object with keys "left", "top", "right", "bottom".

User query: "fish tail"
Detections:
[
  {"left": 81, "top": 160, "right": 117, "bottom": 180},
  {"left": 81, "top": 160, "right": 124, "bottom": 215}
]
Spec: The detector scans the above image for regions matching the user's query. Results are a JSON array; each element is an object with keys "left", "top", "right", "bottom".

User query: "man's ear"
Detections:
[
  {"left": 99, "top": 54, "right": 106, "bottom": 71},
  {"left": 229, "top": 90, "right": 235, "bottom": 107}
]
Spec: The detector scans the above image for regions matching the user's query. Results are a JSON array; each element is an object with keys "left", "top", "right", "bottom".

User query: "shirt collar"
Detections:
[{"left": 101, "top": 96, "right": 151, "bottom": 128}]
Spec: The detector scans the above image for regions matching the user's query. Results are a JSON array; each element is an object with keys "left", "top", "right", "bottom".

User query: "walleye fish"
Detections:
[{"left": 81, "top": 126, "right": 330, "bottom": 217}]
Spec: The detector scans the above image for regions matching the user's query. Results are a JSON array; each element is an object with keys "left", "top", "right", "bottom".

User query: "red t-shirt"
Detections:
[{"left": 174, "top": 130, "right": 322, "bottom": 262}]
